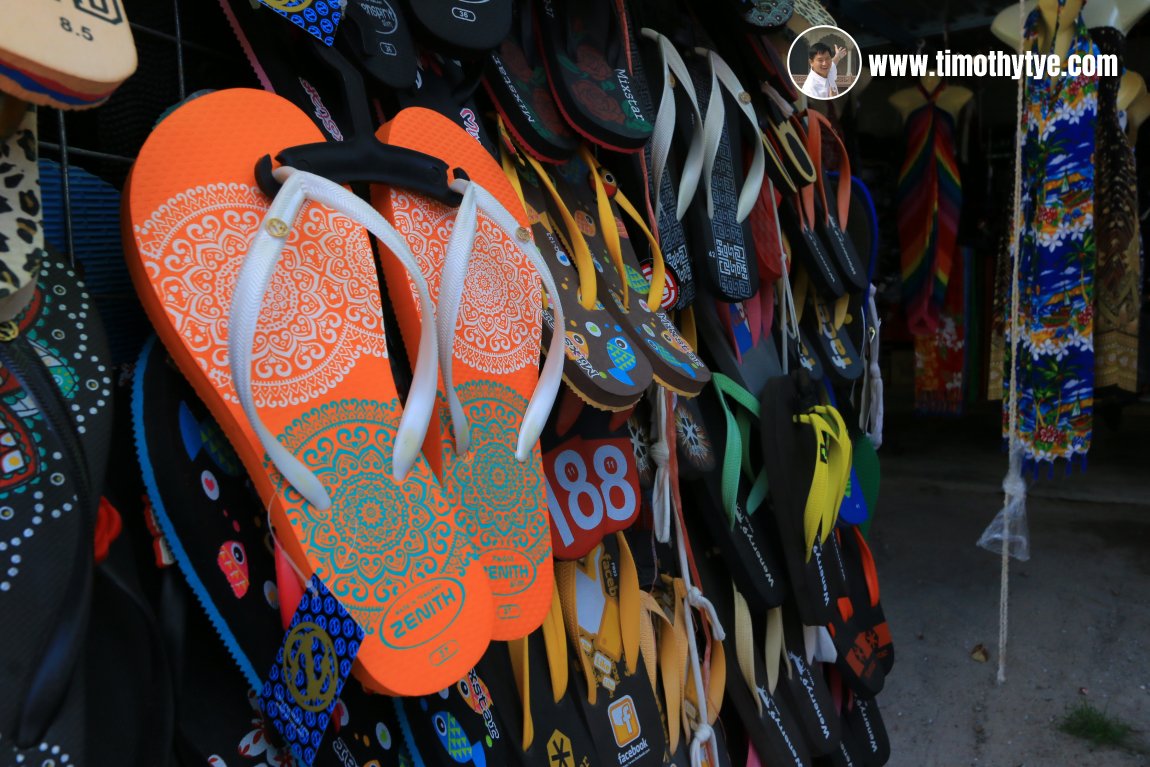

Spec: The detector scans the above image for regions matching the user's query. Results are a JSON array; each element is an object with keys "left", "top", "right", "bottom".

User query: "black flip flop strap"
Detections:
[{"left": 0, "top": 325, "right": 96, "bottom": 747}]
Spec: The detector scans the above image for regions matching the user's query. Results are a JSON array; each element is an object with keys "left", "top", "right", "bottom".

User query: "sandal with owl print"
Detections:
[
  {"left": 548, "top": 146, "right": 710, "bottom": 397},
  {"left": 0, "top": 253, "right": 114, "bottom": 762}
]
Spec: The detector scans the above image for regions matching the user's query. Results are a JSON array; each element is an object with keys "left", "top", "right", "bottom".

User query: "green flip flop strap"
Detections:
[{"left": 712, "top": 374, "right": 769, "bottom": 526}]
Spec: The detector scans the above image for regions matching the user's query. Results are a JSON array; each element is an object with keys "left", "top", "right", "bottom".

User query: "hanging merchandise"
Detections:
[
  {"left": 1091, "top": 26, "right": 1143, "bottom": 394},
  {"left": 1001, "top": 1, "right": 1099, "bottom": 471},
  {"left": 0, "top": 0, "right": 902, "bottom": 764},
  {"left": 895, "top": 81, "right": 962, "bottom": 339}
]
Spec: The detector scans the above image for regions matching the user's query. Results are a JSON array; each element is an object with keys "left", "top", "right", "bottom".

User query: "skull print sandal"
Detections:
[{"left": 125, "top": 88, "right": 495, "bottom": 697}]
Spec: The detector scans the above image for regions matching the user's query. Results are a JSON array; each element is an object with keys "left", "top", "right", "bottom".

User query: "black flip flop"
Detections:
[
  {"left": 338, "top": 0, "right": 419, "bottom": 91},
  {"left": 615, "top": 20, "right": 706, "bottom": 311},
  {"left": 798, "top": 277, "right": 864, "bottom": 384},
  {"left": 475, "top": 609, "right": 600, "bottom": 767},
  {"left": 827, "top": 527, "right": 893, "bottom": 698},
  {"left": 682, "top": 46, "right": 764, "bottom": 302},
  {"left": 404, "top": 0, "right": 512, "bottom": 57},
  {"left": 759, "top": 370, "right": 847, "bottom": 626},
  {"left": 804, "top": 110, "right": 867, "bottom": 295},
  {"left": 557, "top": 533, "right": 667, "bottom": 767},
  {"left": 0, "top": 254, "right": 113, "bottom": 758},
  {"left": 777, "top": 604, "right": 840, "bottom": 758},
  {"left": 691, "top": 539, "right": 813, "bottom": 767},
  {"left": 536, "top": 0, "right": 655, "bottom": 153},
  {"left": 132, "top": 336, "right": 413, "bottom": 767},
  {"left": 680, "top": 374, "right": 788, "bottom": 612},
  {"left": 483, "top": 2, "right": 579, "bottom": 163}
]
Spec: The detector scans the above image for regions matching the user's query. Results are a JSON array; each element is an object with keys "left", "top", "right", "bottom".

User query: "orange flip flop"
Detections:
[
  {"left": 371, "top": 107, "right": 562, "bottom": 640},
  {"left": 124, "top": 88, "right": 493, "bottom": 696}
]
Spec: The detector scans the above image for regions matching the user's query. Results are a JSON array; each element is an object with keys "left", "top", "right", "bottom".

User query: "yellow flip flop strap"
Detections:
[
  {"left": 555, "top": 559, "right": 598, "bottom": 706},
  {"left": 811, "top": 405, "right": 852, "bottom": 530},
  {"left": 579, "top": 147, "right": 669, "bottom": 312},
  {"left": 679, "top": 306, "right": 699, "bottom": 349},
  {"left": 731, "top": 583, "right": 761, "bottom": 715},
  {"left": 795, "top": 411, "right": 833, "bottom": 560},
  {"left": 507, "top": 636, "right": 533, "bottom": 749},
  {"left": 581, "top": 145, "right": 628, "bottom": 310},
  {"left": 761, "top": 131, "right": 797, "bottom": 194},
  {"left": 617, "top": 532, "right": 641, "bottom": 678},
  {"left": 611, "top": 184, "right": 666, "bottom": 312},
  {"left": 764, "top": 606, "right": 794, "bottom": 698},
  {"left": 543, "top": 582, "right": 569, "bottom": 701},
  {"left": 708, "top": 637, "right": 727, "bottom": 725},
  {"left": 639, "top": 591, "right": 683, "bottom": 755},
  {"left": 500, "top": 132, "right": 598, "bottom": 312}
]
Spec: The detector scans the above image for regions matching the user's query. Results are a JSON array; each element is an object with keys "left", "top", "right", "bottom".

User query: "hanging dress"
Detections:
[
  {"left": 895, "top": 82, "right": 965, "bottom": 413},
  {"left": 1091, "top": 26, "right": 1142, "bottom": 393},
  {"left": 1004, "top": 9, "right": 1099, "bottom": 469}
]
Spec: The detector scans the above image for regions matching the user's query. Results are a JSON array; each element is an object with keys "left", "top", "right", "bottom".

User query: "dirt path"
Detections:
[{"left": 871, "top": 410, "right": 1150, "bottom": 766}]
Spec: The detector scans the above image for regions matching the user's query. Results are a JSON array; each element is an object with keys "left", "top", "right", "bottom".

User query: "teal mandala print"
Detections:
[
  {"left": 272, "top": 399, "right": 472, "bottom": 636},
  {"left": 444, "top": 381, "right": 550, "bottom": 566}
]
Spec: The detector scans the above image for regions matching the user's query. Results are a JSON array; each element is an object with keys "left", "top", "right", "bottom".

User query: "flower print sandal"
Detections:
[
  {"left": 0, "top": 0, "right": 137, "bottom": 109},
  {"left": 549, "top": 147, "right": 710, "bottom": 397},
  {"left": 535, "top": 0, "right": 655, "bottom": 153},
  {"left": 483, "top": 1, "right": 579, "bottom": 164},
  {"left": 125, "top": 88, "right": 494, "bottom": 696},
  {"left": 372, "top": 106, "right": 563, "bottom": 640},
  {"left": 0, "top": 253, "right": 113, "bottom": 760},
  {"left": 682, "top": 45, "right": 765, "bottom": 303},
  {"left": 500, "top": 128, "right": 654, "bottom": 411}
]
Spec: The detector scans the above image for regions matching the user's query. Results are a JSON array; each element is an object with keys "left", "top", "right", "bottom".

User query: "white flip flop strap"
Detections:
[
  {"left": 708, "top": 51, "right": 765, "bottom": 223},
  {"left": 439, "top": 179, "right": 565, "bottom": 462},
  {"left": 642, "top": 28, "right": 705, "bottom": 221},
  {"left": 697, "top": 49, "right": 725, "bottom": 220},
  {"left": 862, "top": 284, "right": 884, "bottom": 447},
  {"left": 228, "top": 168, "right": 439, "bottom": 511}
]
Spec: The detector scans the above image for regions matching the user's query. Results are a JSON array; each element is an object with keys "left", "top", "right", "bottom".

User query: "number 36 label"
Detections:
[{"left": 545, "top": 439, "right": 639, "bottom": 559}]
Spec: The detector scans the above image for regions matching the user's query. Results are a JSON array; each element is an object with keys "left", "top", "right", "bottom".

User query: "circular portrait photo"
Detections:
[{"left": 788, "top": 25, "right": 863, "bottom": 100}]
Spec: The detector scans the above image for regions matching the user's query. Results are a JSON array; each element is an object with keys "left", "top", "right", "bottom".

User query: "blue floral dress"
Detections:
[{"left": 1004, "top": 7, "right": 1098, "bottom": 469}]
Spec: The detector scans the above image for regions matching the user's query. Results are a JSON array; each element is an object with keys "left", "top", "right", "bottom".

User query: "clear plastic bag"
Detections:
[{"left": 977, "top": 454, "right": 1031, "bottom": 561}]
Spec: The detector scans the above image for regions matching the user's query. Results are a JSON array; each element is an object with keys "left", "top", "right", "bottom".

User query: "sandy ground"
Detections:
[{"left": 870, "top": 406, "right": 1150, "bottom": 766}]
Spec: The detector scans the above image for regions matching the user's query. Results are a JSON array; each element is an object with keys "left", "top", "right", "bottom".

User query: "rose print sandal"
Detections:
[
  {"left": 535, "top": 0, "right": 655, "bottom": 153},
  {"left": 372, "top": 106, "right": 563, "bottom": 640},
  {"left": 126, "top": 88, "right": 494, "bottom": 696},
  {"left": 483, "top": 1, "right": 579, "bottom": 163}
]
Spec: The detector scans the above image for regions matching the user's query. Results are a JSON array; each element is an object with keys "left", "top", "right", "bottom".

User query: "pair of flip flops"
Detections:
[
  {"left": 124, "top": 87, "right": 562, "bottom": 707},
  {"left": 486, "top": 0, "right": 656, "bottom": 159}
]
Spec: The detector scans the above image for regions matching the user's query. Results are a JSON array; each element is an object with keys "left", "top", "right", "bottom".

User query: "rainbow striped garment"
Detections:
[{"left": 896, "top": 82, "right": 962, "bottom": 338}]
